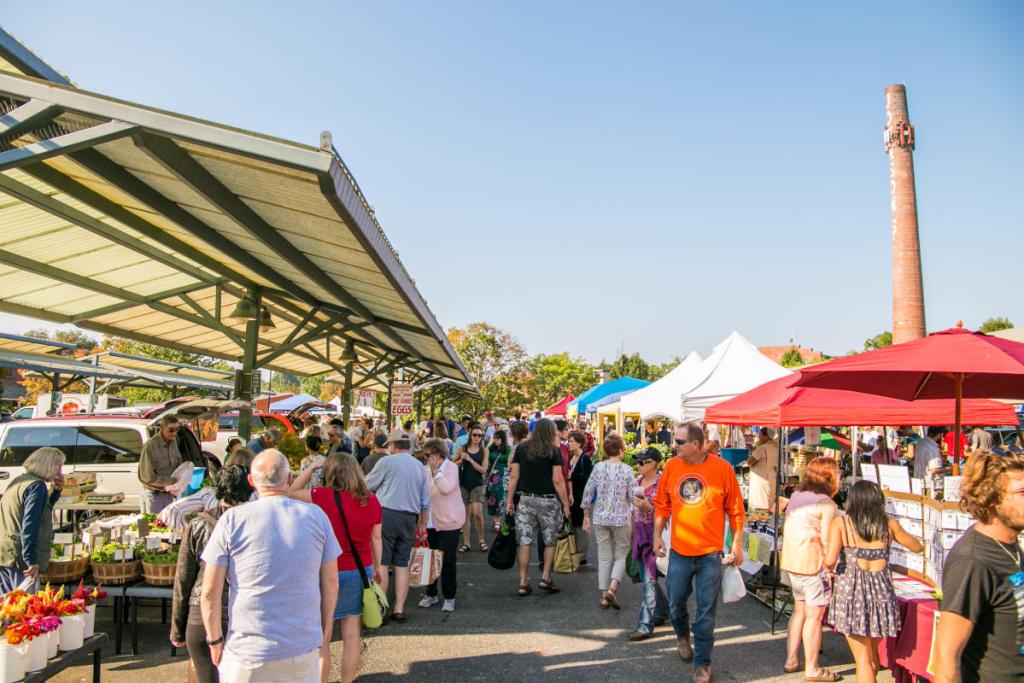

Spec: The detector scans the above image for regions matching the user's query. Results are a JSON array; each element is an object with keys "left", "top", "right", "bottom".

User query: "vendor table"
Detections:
[
  {"left": 113, "top": 583, "right": 175, "bottom": 656},
  {"left": 24, "top": 632, "right": 108, "bottom": 683},
  {"left": 878, "top": 591, "right": 938, "bottom": 683},
  {"left": 53, "top": 500, "right": 139, "bottom": 531}
]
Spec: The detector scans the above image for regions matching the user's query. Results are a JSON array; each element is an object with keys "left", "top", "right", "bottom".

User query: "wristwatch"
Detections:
[{"left": 206, "top": 635, "right": 224, "bottom": 647}]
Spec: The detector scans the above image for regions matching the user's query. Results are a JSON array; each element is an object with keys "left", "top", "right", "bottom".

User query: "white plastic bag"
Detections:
[
  {"left": 166, "top": 462, "right": 194, "bottom": 497},
  {"left": 720, "top": 564, "right": 746, "bottom": 603}
]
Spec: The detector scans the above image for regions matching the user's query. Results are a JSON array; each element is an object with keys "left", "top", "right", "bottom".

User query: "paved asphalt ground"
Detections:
[{"left": 49, "top": 525, "right": 895, "bottom": 682}]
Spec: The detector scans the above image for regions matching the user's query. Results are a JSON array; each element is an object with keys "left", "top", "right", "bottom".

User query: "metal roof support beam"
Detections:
[
  {"left": 0, "top": 120, "right": 135, "bottom": 172},
  {"left": 175, "top": 293, "right": 245, "bottom": 348},
  {"left": 134, "top": 132, "right": 451, "bottom": 379},
  {"left": 0, "top": 99, "right": 61, "bottom": 138},
  {"left": 63, "top": 149, "right": 326, "bottom": 309},
  {"left": 256, "top": 313, "right": 348, "bottom": 367},
  {"left": 278, "top": 306, "right": 321, "bottom": 349},
  {"left": 0, "top": 173, "right": 220, "bottom": 285}
]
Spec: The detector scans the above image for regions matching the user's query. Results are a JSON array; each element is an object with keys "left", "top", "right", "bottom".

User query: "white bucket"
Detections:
[
  {"left": 58, "top": 614, "right": 85, "bottom": 651},
  {"left": 0, "top": 640, "right": 27, "bottom": 683},
  {"left": 45, "top": 630, "right": 57, "bottom": 659},
  {"left": 82, "top": 605, "right": 95, "bottom": 639},
  {"left": 24, "top": 637, "right": 46, "bottom": 673}
]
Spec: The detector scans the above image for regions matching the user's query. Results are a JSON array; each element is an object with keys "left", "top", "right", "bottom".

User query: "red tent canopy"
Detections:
[
  {"left": 705, "top": 374, "right": 1017, "bottom": 427},
  {"left": 544, "top": 394, "right": 575, "bottom": 416},
  {"left": 795, "top": 327, "right": 1024, "bottom": 400}
]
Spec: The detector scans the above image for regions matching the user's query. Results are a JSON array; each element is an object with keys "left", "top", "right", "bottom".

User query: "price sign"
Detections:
[{"left": 391, "top": 383, "right": 413, "bottom": 415}]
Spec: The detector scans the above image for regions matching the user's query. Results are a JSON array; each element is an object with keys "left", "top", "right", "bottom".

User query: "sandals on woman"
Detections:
[
  {"left": 805, "top": 669, "right": 841, "bottom": 682},
  {"left": 518, "top": 584, "right": 532, "bottom": 597},
  {"left": 599, "top": 593, "right": 610, "bottom": 609},
  {"left": 479, "top": 541, "right": 489, "bottom": 552},
  {"left": 604, "top": 588, "right": 620, "bottom": 610},
  {"left": 458, "top": 544, "right": 470, "bottom": 553},
  {"left": 538, "top": 578, "right": 560, "bottom": 593}
]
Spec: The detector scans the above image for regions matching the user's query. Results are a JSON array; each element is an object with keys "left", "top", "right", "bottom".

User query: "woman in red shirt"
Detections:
[{"left": 290, "top": 453, "right": 382, "bottom": 683}]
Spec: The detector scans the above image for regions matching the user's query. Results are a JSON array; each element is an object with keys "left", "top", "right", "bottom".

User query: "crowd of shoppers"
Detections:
[{"left": 7, "top": 404, "right": 1018, "bottom": 683}]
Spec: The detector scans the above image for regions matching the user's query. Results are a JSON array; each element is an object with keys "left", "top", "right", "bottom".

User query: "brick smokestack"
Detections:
[{"left": 885, "top": 84, "right": 926, "bottom": 344}]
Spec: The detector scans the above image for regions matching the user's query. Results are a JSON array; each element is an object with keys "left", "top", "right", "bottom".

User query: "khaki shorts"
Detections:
[
  {"left": 461, "top": 485, "right": 486, "bottom": 504},
  {"left": 787, "top": 571, "right": 831, "bottom": 606}
]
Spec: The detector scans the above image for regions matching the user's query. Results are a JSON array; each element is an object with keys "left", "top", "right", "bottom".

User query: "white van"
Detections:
[{"left": 0, "top": 399, "right": 245, "bottom": 506}]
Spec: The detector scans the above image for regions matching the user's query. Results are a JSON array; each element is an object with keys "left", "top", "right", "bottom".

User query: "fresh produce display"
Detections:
[
  {"left": 130, "top": 513, "right": 172, "bottom": 534},
  {"left": 90, "top": 541, "right": 143, "bottom": 564},
  {"left": 142, "top": 550, "right": 178, "bottom": 565}
]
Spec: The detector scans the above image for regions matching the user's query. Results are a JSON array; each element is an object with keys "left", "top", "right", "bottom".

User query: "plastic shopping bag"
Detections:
[
  {"left": 720, "top": 564, "right": 746, "bottom": 603},
  {"left": 408, "top": 532, "right": 443, "bottom": 587}
]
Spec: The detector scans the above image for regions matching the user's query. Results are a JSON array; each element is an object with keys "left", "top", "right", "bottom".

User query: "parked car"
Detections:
[
  {"left": 0, "top": 398, "right": 246, "bottom": 505},
  {"left": 11, "top": 406, "right": 35, "bottom": 420},
  {"left": 207, "top": 409, "right": 302, "bottom": 455}
]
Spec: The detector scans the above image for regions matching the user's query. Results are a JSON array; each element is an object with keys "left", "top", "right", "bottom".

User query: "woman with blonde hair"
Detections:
[
  {"left": 0, "top": 447, "right": 65, "bottom": 592},
  {"left": 780, "top": 456, "right": 841, "bottom": 680},
  {"left": 290, "top": 454, "right": 382, "bottom": 683}
]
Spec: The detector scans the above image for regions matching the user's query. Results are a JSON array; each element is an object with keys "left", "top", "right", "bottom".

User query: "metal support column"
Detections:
[
  {"left": 385, "top": 373, "right": 395, "bottom": 430},
  {"left": 429, "top": 388, "right": 436, "bottom": 421},
  {"left": 415, "top": 389, "right": 423, "bottom": 424},
  {"left": 340, "top": 361, "right": 354, "bottom": 430},
  {"left": 87, "top": 356, "right": 99, "bottom": 412},
  {"left": 49, "top": 372, "right": 62, "bottom": 416},
  {"left": 237, "top": 291, "right": 261, "bottom": 442}
]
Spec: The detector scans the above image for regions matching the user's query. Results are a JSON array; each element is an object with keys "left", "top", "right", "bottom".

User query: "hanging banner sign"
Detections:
[
  {"left": 391, "top": 383, "right": 414, "bottom": 414},
  {"left": 353, "top": 389, "right": 376, "bottom": 408}
]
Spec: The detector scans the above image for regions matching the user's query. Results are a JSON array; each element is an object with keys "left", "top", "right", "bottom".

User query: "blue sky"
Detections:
[{"left": 1, "top": 1, "right": 1021, "bottom": 364}]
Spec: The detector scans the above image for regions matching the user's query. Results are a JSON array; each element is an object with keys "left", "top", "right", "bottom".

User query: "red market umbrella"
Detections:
[
  {"left": 544, "top": 393, "right": 575, "bottom": 416},
  {"left": 705, "top": 373, "right": 1017, "bottom": 427},
  {"left": 794, "top": 326, "right": 1024, "bottom": 472}
]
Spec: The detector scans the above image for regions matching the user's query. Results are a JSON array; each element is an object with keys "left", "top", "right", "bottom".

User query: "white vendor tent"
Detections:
[
  {"left": 620, "top": 351, "right": 704, "bottom": 421},
  {"left": 679, "top": 331, "right": 791, "bottom": 421}
]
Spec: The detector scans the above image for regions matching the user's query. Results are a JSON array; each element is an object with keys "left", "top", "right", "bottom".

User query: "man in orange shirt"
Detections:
[{"left": 653, "top": 423, "right": 745, "bottom": 683}]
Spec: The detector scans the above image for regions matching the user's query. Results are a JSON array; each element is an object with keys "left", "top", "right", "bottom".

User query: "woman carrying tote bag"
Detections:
[{"left": 290, "top": 453, "right": 382, "bottom": 683}]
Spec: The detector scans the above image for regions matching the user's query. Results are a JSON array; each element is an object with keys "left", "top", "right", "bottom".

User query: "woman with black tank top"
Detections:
[{"left": 455, "top": 423, "right": 489, "bottom": 552}]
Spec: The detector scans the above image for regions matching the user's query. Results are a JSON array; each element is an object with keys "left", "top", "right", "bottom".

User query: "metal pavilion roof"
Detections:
[
  {"left": 84, "top": 350, "right": 232, "bottom": 382},
  {"left": 0, "top": 331, "right": 73, "bottom": 354},
  {"left": 0, "top": 348, "right": 130, "bottom": 382},
  {"left": 0, "top": 45, "right": 478, "bottom": 398}
]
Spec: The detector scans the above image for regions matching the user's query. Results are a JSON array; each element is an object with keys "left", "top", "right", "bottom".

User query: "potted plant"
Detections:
[
  {"left": 0, "top": 590, "right": 30, "bottom": 681},
  {"left": 141, "top": 548, "right": 179, "bottom": 586}
]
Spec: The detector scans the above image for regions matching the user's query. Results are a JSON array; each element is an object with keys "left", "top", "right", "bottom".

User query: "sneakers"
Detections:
[
  {"left": 627, "top": 630, "right": 650, "bottom": 642},
  {"left": 676, "top": 637, "right": 694, "bottom": 662},
  {"left": 692, "top": 665, "right": 712, "bottom": 683},
  {"left": 417, "top": 595, "right": 439, "bottom": 608},
  {"left": 442, "top": 599, "right": 455, "bottom": 612}
]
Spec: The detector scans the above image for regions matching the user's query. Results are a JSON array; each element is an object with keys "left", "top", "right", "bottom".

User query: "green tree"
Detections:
[
  {"left": 980, "top": 317, "right": 1013, "bottom": 333},
  {"left": 269, "top": 371, "right": 302, "bottom": 394},
  {"left": 526, "top": 352, "right": 598, "bottom": 409},
  {"left": 864, "top": 331, "right": 893, "bottom": 351},
  {"left": 780, "top": 348, "right": 805, "bottom": 368},
  {"left": 600, "top": 352, "right": 653, "bottom": 381},
  {"left": 651, "top": 355, "right": 683, "bottom": 379},
  {"left": 446, "top": 323, "right": 529, "bottom": 416}
]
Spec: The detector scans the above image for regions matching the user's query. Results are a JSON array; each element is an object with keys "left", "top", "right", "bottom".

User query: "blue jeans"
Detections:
[
  {"left": 634, "top": 559, "right": 669, "bottom": 635},
  {"left": 666, "top": 550, "right": 724, "bottom": 667}
]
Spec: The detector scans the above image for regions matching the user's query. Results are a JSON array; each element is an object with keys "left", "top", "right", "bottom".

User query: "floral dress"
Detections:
[
  {"left": 827, "top": 517, "right": 901, "bottom": 638},
  {"left": 486, "top": 446, "right": 511, "bottom": 516}
]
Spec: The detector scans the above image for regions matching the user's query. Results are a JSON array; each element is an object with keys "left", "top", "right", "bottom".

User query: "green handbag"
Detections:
[
  {"left": 334, "top": 491, "right": 389, "bottom": 628},
  {"left": 625, "top": 553, "right": 642, "bottom": 584}
]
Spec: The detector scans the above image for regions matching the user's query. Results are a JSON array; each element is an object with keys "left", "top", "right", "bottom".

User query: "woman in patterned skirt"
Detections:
[
  {"left": 824, "top": 481, "right": 923, "bottom": 683},
  {"left": 486, "top": 429, "right": 512, "bottom": 527}
]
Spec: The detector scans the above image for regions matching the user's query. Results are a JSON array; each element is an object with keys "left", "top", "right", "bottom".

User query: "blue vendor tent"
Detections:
[{"left": 568, "top": 377, "right": 650, "bottom": 415}]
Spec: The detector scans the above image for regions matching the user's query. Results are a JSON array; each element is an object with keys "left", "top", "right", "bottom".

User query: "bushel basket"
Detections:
[
  {"left": 41, "top": 556, "right": 89, "bottom": 584},
  {"left": 91, "top": 560, "right": 142, "bottom": 585},
  {"left": 142, "top": 561, "right": 177, "bottom": 586}
]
